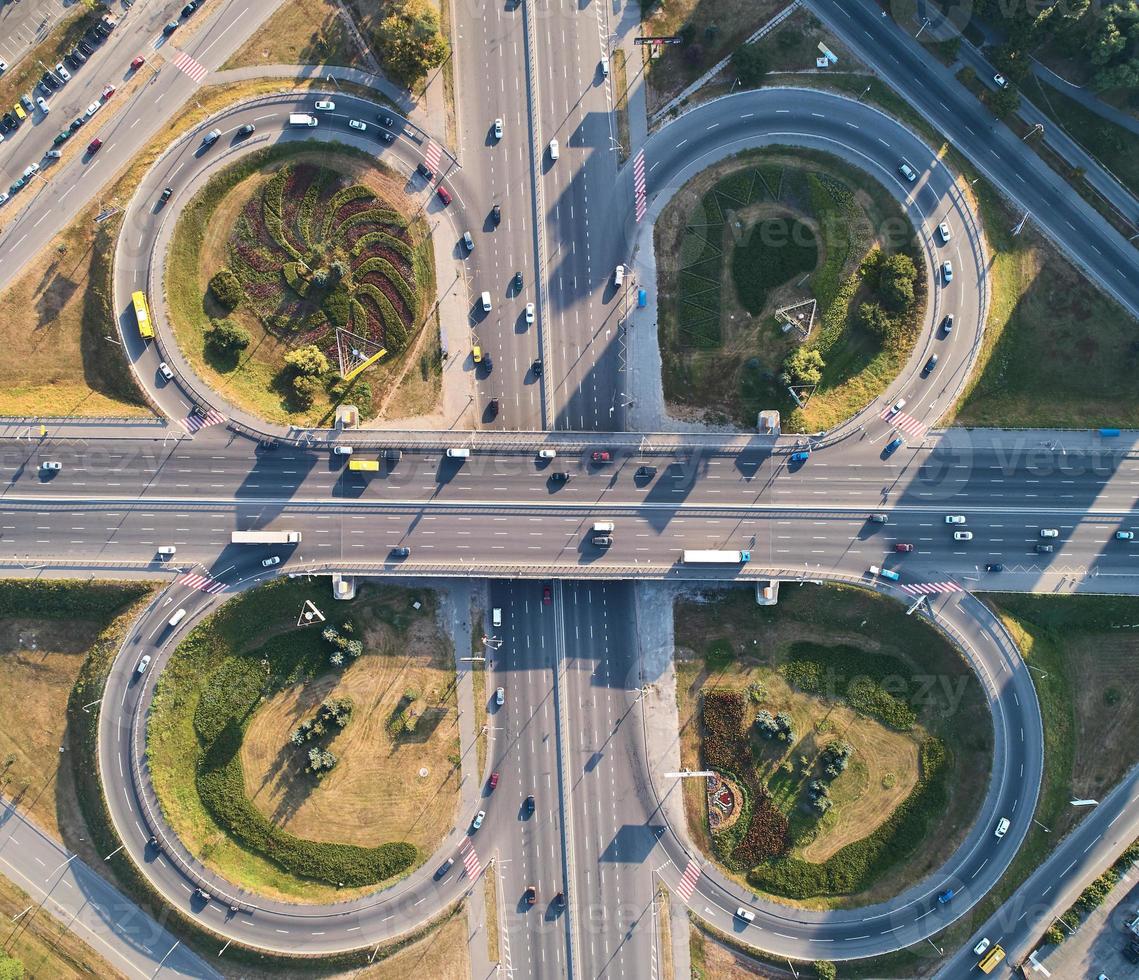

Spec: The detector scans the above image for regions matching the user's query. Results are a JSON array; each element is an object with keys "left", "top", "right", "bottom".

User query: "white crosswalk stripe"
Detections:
[
  {"left": 177, "top": 572, "right": 228, "bottom": 595},
  {"left": 900, "top": 581, "right": 963, "bottom": 596},
  {"left": 180, "top": 408, "right": 226, "bottom": 434},
  {"left": 880, "top": 405, "right": 926, "bottom": 438},
  {"left": 459, "top": 839, "right": 481, "bottom": 879},
  {"left": 172, "top": 51, "right": 208, "bottom": 84},
  {"left": 633, "top": 149, "right": 647, "bottom": 221},
  {"left": 675, "top": 859, "right": 701, "bottom": 901},
  {"left": 424, "top": 141, "right": 442, "bottom": 175}
]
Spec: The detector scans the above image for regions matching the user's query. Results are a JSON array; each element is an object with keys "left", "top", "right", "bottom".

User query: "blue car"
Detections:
[
  {"left": 884, "top": 437, "right": 904, "bottom": 456},
  {"left": 937, "top": 888, "right": 954, "bottom": 904},
  {"left": 789, "top": 451, "right": 810, "bottom": 463}
]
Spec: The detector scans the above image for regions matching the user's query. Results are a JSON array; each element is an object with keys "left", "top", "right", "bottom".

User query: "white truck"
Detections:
[
  {"left": 288, "top": 113, "right": 318, "bottom": 127},
  {"left": 682, "top": 550, "right": 751, "bottom": 563},
  {"left": 231, "top": 530, "right": 302, "bottom": 544}
]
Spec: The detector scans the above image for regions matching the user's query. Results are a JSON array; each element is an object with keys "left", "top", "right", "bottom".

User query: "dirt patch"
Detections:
[{"left": 241, "top": 602, "right": 458, "bottom": 854}]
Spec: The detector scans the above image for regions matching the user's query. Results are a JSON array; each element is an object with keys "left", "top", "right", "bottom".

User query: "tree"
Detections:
[
  {"left": 731, "top": 44, "right": 769, "bottom": 88},
  {"left": 814, "top": 961, "right": 837, "bottom": 980},
  {"left": 989, "top": 86, "right": 1021, "bottom": 119},
  {"left": 208, "top": 269, "right": 244, "bottom": 310},
  {"left": 292, "top": 374, "right": 323, "bottom": 409},
  {"left": 0, "top": 953, "right": 23, "bottom": 980},
  {"left": 877, "top": 253, "right": 917, "bottom": 312},
  {"left": 1043, "top": 923, "right": 1066, "bottom": 946},
  {"left": 783, "top": 346, "right": 824, "bottom": 386},
  {"left": 376, "top": 0, "right": 450, "bottom": 88},
  {"left": 857, "top": 302, "right": 894, "bottom": 337},
  {"left": 285, "top": 344, "right": 330, "bottom": 377},
  {"left": 206, "top": 318, "right": 250, "bottom": 354}
]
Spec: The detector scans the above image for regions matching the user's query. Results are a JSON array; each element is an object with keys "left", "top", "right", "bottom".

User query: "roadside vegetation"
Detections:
[
  {"left": 675, "top": 585, "right": 990, "bottom": 907},
  {"left": 167, "top": 146, "right": 438, "bottom": 425},
  {"left": 148, "top": 578, "right": 459, "bottom": 903},
  {"left": 656, "top": 147, "right": 924, "bottom": 431},
  {"left": 223, "top": 0, "right": 362, "bottom": 70},
  {"left": 0, "top": 580, "right": 151, "bottom": 844}
]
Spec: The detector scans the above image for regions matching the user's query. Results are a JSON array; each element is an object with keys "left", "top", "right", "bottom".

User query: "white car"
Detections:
[
  {"left": 332, "top": 445, "right": 353, "bottom": 456},
  {"left": 1040, "top": 528, "right": 1059, "bottom": 538},
  {"left": 994, "top": 817, "right": 1010, "bottom": 838},
  {"left": 973, "top": 937, "right": 991, "bottom": 956},
  {"left": 262, "top": 555, "right": 281, "bottom": 567},
  {"left": 45, "top": 149, "right": 61, "bottom": 160},
  {"left": 85, "top": 101, "right": 101, "bottom": 119},
  {"left": 937, "top": 221, "right": 951, "bottom": 243},
  {"left": 136, "top": 655, "right": 151, "bottom": 674},
  {"left": 55, "top": 63, "right": 71, "bottom": 82},
  {"left": 942, "top": 260, "right": 954, "bottom": 284},
  {"left": 463, "top": 231, "right": 474, "bottom": 251},
  {"left": 40, "top": 461, "right": 62, "bottom": 471},
  {"left": 0, "top": 61, "right": 7, "bottom": 75},
  {"left": 899, "top": 161, "right": 917, "bottom": 182},
  {"left": 548, "top": 138, "right": 559, "bottom": 160},
  {"left": 525, "top": 302, "right": 535, "bottom": 324},
  {"left": 735, "top": 907, "right": 755, "bottom": 923},
  {"left": 493, "top": 117, "right": 503, "bottom": 139},
  {"left": 890, "top": 398, "right": 906, "bottom": 414},
  {"left": 158, "top": 362, "right": 174, "bottom": 381},
  {"left": 348, "top": 118, "right": 366, "bottom": 131},
  {"left": 314, "top": 100, "right": 335, "bottom": 111},
  {"left": 945, "top": 515, "right": 966, "bottom": 524},
  {"left": 471, "top": 810, "right": 486, "bottom": 830},
  {"left": 0, "top": 192, "right": 8, "bottom": 206},
  {"left": 954, "top": 530, "right": 973, "bottom": 541},
  {"left": 993, "top": 73, "right": 1008, "bottom": 89},
  {"left": 36, "top": 96, "right": 50, "bottom": 114},
  {"left": 495, "top": 686, "right": 505, "bottom": 706}
]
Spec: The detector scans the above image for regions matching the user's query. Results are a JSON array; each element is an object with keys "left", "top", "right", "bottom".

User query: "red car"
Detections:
[
  {"left": 894, "top": 543, "right": 914, "bottom": 553},
  {"left": 87, "top": 137, "right": 103, "bottom": 154},
  {"left": 591, "top": 451, "right": 611, "bottom": 462},
  {"left": 130, "top": 56, "right": 145, "bottom": 71},
  {"left": 543, "top": 586, "right": 552, "bottom": 605},
  {"left": 101, "top": 83, "right": 116, "bottom": 100},
  {"left": 489, "top": 771, "right": 499, "bottom": 791},
  {"left": 436, "top": 185, "right": 451, "bottom": 206}
]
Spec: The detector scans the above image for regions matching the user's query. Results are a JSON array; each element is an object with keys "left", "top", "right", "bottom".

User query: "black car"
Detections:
[
  {"left": 70, "top": 48, "right": 87, "bottom": 64},
  {"left": 513, "top": 271, "right": 523, "bottom": 292},
  {"left": 491, "top": 203, "right": 501, "bottom": 224},
  {"left": 985, "top": 563, "right": 1004, "bottom": 573},
  {"left": 91, "top": 23, "right": 110, "bottom": 39},
  {"left": 0, "top": 115, "right": 15, "bottom": 132},
  {"left": 77, "top": 40, "right": 95, "bottom": 56},
  {"left": 635, "top": 465, "right": 657, "bottom": 478},
  {"left": 531, "top": 359, "right": 542, "bottom": 378},
  {"left": 550, "top": 471, "right": 570, "bottom": 482},
  {"left": 64, "top": 54, "right": 79, "bottom": 70},
  {"left": 41, "top": 72, "right": 59, "bottom": 91},
  {"left": 69, "top": 116, "right": 85, "bottom": 132},
  {"left": 379, "top": 114, "right": 395, "bottom": 127},
  {"left": 391, "top": 546, "right": 411, "bottom": 559},
  {"left": 182, "top": 0, "right": 199, "bottom": 16},
  {"left": 380, "top": 130, "right": 394, "bottom": 143},
  {"left": 487, "top": 398, "right": 500, "bottom": 419},
  {"left": 237, "top": 123, "right": 255, "bottom": 137},
  {"left": 159, "top": 186, "right": 173, "bottom": 205},
  {"left": 524, "top": 794, "right": 535, "bottom": 815},
  {"left": 163, "top": 20, "right": 179, "bottom": 35},
  {"left": 433, "top": 857, "right": 454, "bottom": 880},
  {"left": 416, "top": 161, "right": 434, "bottom": 181}
]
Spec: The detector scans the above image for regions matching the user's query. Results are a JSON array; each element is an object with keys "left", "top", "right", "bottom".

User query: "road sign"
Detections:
[{"left": 634, "top": 36, "right": 682, "bottom": 45}]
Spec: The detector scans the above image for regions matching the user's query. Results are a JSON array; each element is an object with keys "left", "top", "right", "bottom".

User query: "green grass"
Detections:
[
  {"left": 730, "top": 217, "right": 818, "bottom": 314},
  {"left": 148, "top": 579, "right": 437, "bottom": 900}
]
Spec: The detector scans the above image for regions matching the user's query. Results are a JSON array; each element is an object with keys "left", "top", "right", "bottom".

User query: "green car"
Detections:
[{"left": 53, "top": 128, "right": 71, "bottom": 145}]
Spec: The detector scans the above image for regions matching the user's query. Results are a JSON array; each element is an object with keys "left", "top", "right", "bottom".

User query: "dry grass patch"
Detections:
[
  {"left": 241, "top": 608, "right": 460, "bottom": 854},
  {"left": 0, "top": 871, "right": 124, "bottom": 980},
  {"left": 690, "top": 922, "right": 781, "bottom": 978},
  {"left": 359, "top": 906, "right": 470, "bottom": 980},
  {"left": 485, "top": 863, "right": 500, "bottom": 964},
  {"left": 223, "top": 0, "right": 362, "bottom": 70}
]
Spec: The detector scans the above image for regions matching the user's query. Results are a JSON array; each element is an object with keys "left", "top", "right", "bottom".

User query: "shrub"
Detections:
[
  {"left": 209, "top": 269, "right": 244, "bottom": 310},
  {"left": 292, "top": 375, "right": 322, "bottom": 409},
  {"left": 783, "top": 347, "right": 824, "bottom": 386},
  {"left": 206, "top": 318, "right": 251, "bottom": 354},
  {"left": 731, "top": 44, "right": 768, "bottom": 88},
  {"left": 1043, "top": 923, "right": 1065, "bottom": 946},
  {"left": 284, "top": 344, "right": 330, "bottom": 377},
  {"left": 814, "top": 962, "right": 837, "bottom": 980},
  {"left": 324, "top": 285, "right": 351, "bottom": 326}
]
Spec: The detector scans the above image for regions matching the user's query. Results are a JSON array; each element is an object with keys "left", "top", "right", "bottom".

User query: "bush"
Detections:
[
  {"left": 291, "top": 375, "right": 322, "bottom": 409},
  {"left": 324, "top": 284, "right": 351, "bottom": 326},
  {"left": 208, "top": 268, "right": 244, "bottom": 310},
  {"left": 731, "top": 44, "right": 768, "bottom": 88},
  {"left": 284, "top": 344, "right": 330, "bottom": 377},
  {"left": 1043, "top": 924, "right": 1065, "bottom": 946},
  {"left": 783, "top": 347, "right": 824, "bottom": 386},
  {"left": 206, "top": 318, "right": 251, "bottom": 354},
  {"left": 814, "top": 962, "right": 837, "bottom": 980}
]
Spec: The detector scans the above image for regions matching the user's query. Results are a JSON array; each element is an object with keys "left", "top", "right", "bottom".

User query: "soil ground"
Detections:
[
  {"left": 168, "top": 149, "right": 440, "bottom": 426},
  {"left": 690, "top": 924, "right": 782, "bottom": 978},
  {"left": 223, "top": 0, "right": 362, "bottom": 70},
  {"left": 241, "top": 602, "right": 459, "bottom": 854},
  {"left": 674, "top": 585, "right": 991, "bottom": 909}
]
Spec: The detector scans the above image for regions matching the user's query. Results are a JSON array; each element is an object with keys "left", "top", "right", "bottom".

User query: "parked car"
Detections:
[
  {"left": 973, "top": 938, "right": 990, "bottom": 956},
  {"left": 471, "top": 810, "right": 485, "bottom": 831},
  {"left": 101, "top": 83, "right": 116, "bottom": 100},
  {"left": 54, "top": 63, "right": 71, "bottom": 82},
  {"left": 130, "top": 56, "right": 145, "bottom": 71},
  {"left": 489, "top": 771, "right": 500, "bottom": 790},
  {"left": 35, "top": 96, "right": 49, "bottom": 115}
]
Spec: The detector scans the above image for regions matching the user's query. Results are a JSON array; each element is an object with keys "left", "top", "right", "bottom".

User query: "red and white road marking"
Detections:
[
  {"left": 880, "top": 405, "right": 926, "bottom": 438},
  {"left": 633, "top": 149, "right": 647, "bottom": 221},
  {"left": 900, "top": 581, "right": 963, "bottom": 596},
  {"left": 459, "top": 838, "right": 482, "bottom": 879},
  {"left": 171, "top": 51, "right": 208, "bottom": 84},
  {"left": 180, "top": 408, "right": 225, "bottom": 434},
  {"left": 675, "top": 859, "right": 701, "bottom": 901},
  {"left": 177, "top": 572, "right": 228, "bottom": 595},
  {"left": 423, "top": 140, "right": 442, "bottom": 175}
]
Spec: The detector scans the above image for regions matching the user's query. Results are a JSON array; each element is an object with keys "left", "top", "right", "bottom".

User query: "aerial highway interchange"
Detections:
[{"left": 1, "top": 0, "right": 1139, "bottom": 979}]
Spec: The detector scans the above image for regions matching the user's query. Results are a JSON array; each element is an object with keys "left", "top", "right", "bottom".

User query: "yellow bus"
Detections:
[
  {"left": 978, "top": 945, "right": 1005, "bottom": 974},
  {"left": 348, "top": 459, "right": 380, "bottom": 472},
  {"left": 131, "top": 290, "right": 154, "bottom": 340}
]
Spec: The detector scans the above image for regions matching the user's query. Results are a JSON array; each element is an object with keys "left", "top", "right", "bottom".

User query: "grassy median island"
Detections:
[
  {"left": 167, "top": 145, "right": 440, "bottom": 426},
  {"left": 148, "top": 578, "right": 459, "bottom": 902},
  {"left": 675, "top": 584, "right": 991, "bottom": 908},
  {"left": 656, "top": 147, "right": 926, "bottom": 431}
]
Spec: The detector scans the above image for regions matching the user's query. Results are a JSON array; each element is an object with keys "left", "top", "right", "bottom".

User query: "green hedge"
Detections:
[
  {"left": 0, "top": 580, "right": 149, "bottom": 620},
  {"left": 351, "top": 230, "right": 413, "bottom": 262},
  {"left": 748, "top": 738, "right": 948, "bottom": 898},
  {"left": 355, "top": 284, "right": 411, "bottom": 353}
]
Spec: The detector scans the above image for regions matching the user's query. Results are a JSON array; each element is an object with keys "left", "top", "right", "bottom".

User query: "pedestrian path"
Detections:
[
  {"left": 675, "top": 859, "right": 701, "bottom": 901},
  {"left": 423, "top": 140, "right": 442, "bottom": 175},
  {"left": 171, "top": 50, "right": 208, "bottom": 84},
  {"left": 459, "top": 837, "right": 482, "bottom": 879},
  {"left": 177, "top": 571, "right": 228, "bottom": 595},
  {"left": 900, "top": 581, "right": 963, "bottom": 596},
  {"left": 633, "top": 149, "right": 647, "bottom": 221},
  {"left": 180, "top": 407, "right": 225, "bottom": 434}
]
